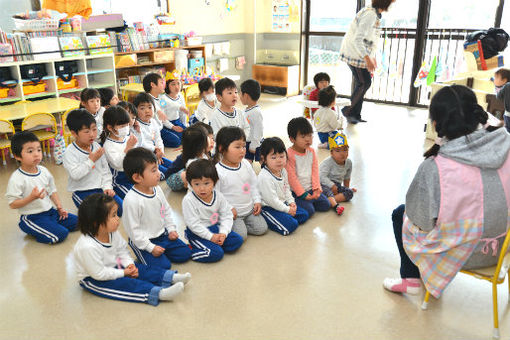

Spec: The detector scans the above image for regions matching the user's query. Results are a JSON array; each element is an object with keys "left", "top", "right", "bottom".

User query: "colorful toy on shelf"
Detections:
[{"left": 155, "top": 13, "right": 176, "bottom": 26}]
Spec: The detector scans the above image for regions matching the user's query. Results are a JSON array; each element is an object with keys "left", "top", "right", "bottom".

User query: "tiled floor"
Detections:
[{"left": 0, "top": 95, "right": 508, "bottom": 340}]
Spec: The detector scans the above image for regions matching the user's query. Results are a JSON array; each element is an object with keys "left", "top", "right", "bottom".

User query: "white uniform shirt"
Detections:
[
  {"left": 103, "top": 137, "right": 128, "bottom": 171},
  {"left": 122, "top": 186, "right": 177, "bottom": 253},
  {"left": 149, "top": 94, "right": 164, "bottom": 131},
  {"left": 160, "top": 93, "right": 187, "bottom": 126},
  {"left": 257, "top": 167, "right": 294, "bottom": 213},
  {"left": 182, "top": 189, "right": 233, "bottom": 240},
  {"left": 6, "top": 166, "right": 57, "bottom": 215},
  {"left": 63, "top": 142, "right": 113, "bottom": 192},
  {"left": 129, "top": 127, "right": 143, "bottom": 147},
  {"left": 215, "top": 159, "right": 261, "bottom": 216},
  {"left": 195, "top": 98, "right": 218, "bottom": 124},
  {"left": 210, "top": 108, "right": 250, "bottom": 137},
  {"left": 314, "top": 106, "right": 343, "bottom": 133},
  {"left": 73, "top": 231, "right": 134, "bottom": 281},
  {"left": 244, "top": 105, "right": 264, "bottom": 151},
  {"left": 137, "top": 118, "right": 164, "bottom": 152},
  {"left": 91, "top": 106, "right": 105, "bottom": 140}
]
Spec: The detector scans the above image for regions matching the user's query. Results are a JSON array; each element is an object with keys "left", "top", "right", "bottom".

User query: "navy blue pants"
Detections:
[
  {"left": 19, "top": 208, "right": 77, "bottom": 244},
  {"left": 111, "top": 169, "right": 133, "bottom": 199},
  {"left": 72, "top": 188, "right": 123, "bottom": 217},
  {"left": 260, "top": 206, "right": 309, "bottom": 235},
  {"left": 392, "top": 204, "right": 420, "bottom": 279},
  {"left": 79, "top": 263, "right": 176, "bottom": 306},
  {"left": 344, "top": 64, "right": 372, "bottom": 120},
  {"left": 129, "top": 230, "right": 191, "bottom": 269},
  {"left": 504, "top": 116, "right": 510, "bottom": 134},
  {"left": 158, "top": 157, "right": 173, "bottom": 180},
  {"left": 185, "top": 225, "right": 244, "bottom": 263},
  {"left": 317, "top": 131, "right": 338, "bottom": 148},
  {"left": 161, "top": 119, "right": 186, "bottom": 148},
  {"left": 245, "top": 142, "right": 262, "bottom": 161},
  {"left": 293, "top": 190, "right": 331, "bottom": 217}
]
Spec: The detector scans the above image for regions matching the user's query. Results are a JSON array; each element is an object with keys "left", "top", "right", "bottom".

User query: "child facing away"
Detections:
[
  {"left": 63, "top": 109, "right": 123, "bottom": 215},
  {"left": 6, "top": 131, "right": 77, "bottom": 244},
  {"left": 314, "top": 85, "right": 344, "bottom": 149},
  {"left": 319, "top": 132, "right": 356, "bottom": 213},
  {"left": 100, "top": 106, "right": 138, "bottom": 199},
  {"left": 73, "top": 193, "right": 191, "bottom": 305},
  {"left": 286, "top": 117, "right": 343, "bottom": 217},
  {"left": 214, "top": 127, "right": 268, "bottom": 240},
  {"left": 182, "top": 159, "right": 244, "bottom": 262},
  {"left": 98, "top": 88, "right": 119, "bottom": 109},
  {"left": 117, "top": 100, "right": 142, "bottom": 145},
  {"left": 190, "top": 77, "right": 217, "bottom": 125},
  {"left": 309, "top": 72, "right": 332, "bottom": 115},
  {"left": 209, "top": 77, "right": 250, "bottom": 137},
  {"left": 133, "top": 92, "right": 173, "bottom": 178},
  {"left": 122, "top": 148, "right": 191, "bottom": 269},
  {"left": 80, "top": 88, "right": 105, "bottom": 138},
  {"left": 240, "top": 79, "right": 264, "bottom": 163},
  {"left": 495, "top": 68, "right": 510, "bottom": 133},
  {"left": 257, "top": 137, "right": 309, "bottom": 236}
]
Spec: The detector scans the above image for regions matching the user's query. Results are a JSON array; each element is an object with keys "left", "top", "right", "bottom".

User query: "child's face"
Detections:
[
  {"left": 217, "top": 87, "right": 238, "bottom": 108},
  {"left": 72, "top": 124, "right": 98, "bottom": 146},
  {"left": 167, "top": 80, "right": 181, "bottom": 95},
  {"left": 153, "top": 78, "right": 166, "bottom": 94},
  {"left": 317, "top": 80, "right": 329, "bottom": 90},
  {"left": 137, "top": 102, "right": 154, "bottom": 122},
  {"left": 331, "top": 147, "right": 349, "bottom": 164},
  {"left": 291, "top": 132, "right": 313, "bottom": 151},
  {"left": 190, "top": 177, "right": 215, "bottom": 201},
  {"left": 109, "top": 95, "right": 119, "bottom": 107},
  {"left": 207, "top": 134, "right": 214, "bottom": 153},
  {"left": 136, "top": 161, "right": 161, "bottom": 188},
  {"left": 494, "top": 74, "right": 507, "bottom": 87},
  {"left": 15, "top": 141, "right": 42, "bottom": 167},
  {"left": 264, "top": 151, "right": 287, "bottom": 173},
  {"left": 103, "top": 203, "right": 120, "bottom": 233},
  {"left": 82, "top": 98, "right": 101, "bottom": 114},
  {"left": 222, "top": 139, "right": 246, "bottom": 165}
]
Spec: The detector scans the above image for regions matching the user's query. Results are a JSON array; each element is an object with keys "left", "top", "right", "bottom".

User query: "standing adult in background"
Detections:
[{"left": 339, "top": 0, "right": 396, "bottom": 124}]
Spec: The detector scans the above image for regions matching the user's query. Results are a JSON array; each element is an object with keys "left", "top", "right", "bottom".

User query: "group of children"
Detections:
[{"left": 6, "top": 72, "right": 356, "bottom": 306}]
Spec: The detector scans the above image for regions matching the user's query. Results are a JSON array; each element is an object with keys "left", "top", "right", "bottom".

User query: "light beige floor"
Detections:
[{"left": 0, "top": 95, "right": 508, "bottom": 340}]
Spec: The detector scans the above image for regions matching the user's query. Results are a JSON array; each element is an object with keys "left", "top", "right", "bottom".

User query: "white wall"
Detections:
[{"left": 0, "top": 0, "right": 35, "bottom": 32}]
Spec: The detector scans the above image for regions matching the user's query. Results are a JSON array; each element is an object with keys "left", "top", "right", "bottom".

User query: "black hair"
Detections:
[
  {"left": 215, "top": 77, "right": 237, "bottom": 97},
  {"left": 118, "top": 101, "right": 138, "bottom": 117},
  {"left": 165, "top": 77, "right": 180, "bottom": 95},
  {"left": 77, "top": 193, "right": 116, "bottom": 237},
  {"left": 424, "top": 85, "right": 500, "bottom": 158},
  {"left": 100, "top": 106, "right": 131, "bottom": 144},
  {"left": 182, "top": 125, "right": 209, "bottom": 165},
  {"left": 142, "top": 73, "right": 163, "bottom": 93},
  {"left": 214, "top": 126, "right": 246, "bottom": 163},
  {"left": 193, "top": 121, "right": 213, "bottom": 135},
  {"left": 260, "top": 137, "right": 287, "bottom": 167},
  {"left": 133, "top": 92, "right": 155, "bottom": 110},
  {"left": 318, "top": 85, "right": 336, "bottom": 107},
  {"left": 495, "top": 68, "right": 510, "bottom": 82},
  {"left": 198, "top": 77, "right": 214, "bottom": 95},
  {"left": 313, "top": 72, "right": 330, "bottom": 88},
  {"left": 98, "top": 88, "right": 117, "bottom": 107},
  {"left": 240, "top": 79, "right": 261, "bottom": 101},
  {"left": 11, "top": 131, "right": 40, "bottom": 157},
  {"left": 67, "top": 108, "right": 96, "bottom": 133},
  {"left": 186, "top": 159, "right": 219, "bottom": 184},
  {"left": 372, "top": 0, "right": 394, "bottom": 11},
  {"left": 123, "top": 147, "right": 158, "bottom": 184},
  {"left": 80, "top": 88, "right": 100, "bottom": 108},
  {"left": 287, "top": 117, "right": 313, "bottom": 139}
]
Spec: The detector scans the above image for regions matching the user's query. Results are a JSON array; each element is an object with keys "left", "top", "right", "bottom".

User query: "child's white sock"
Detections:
[
  {"left": 173, "top": 272, "right": 192, "bottom": 285},
  {"left": 158, "top": 282, "right": 184, "bottom": 301}
]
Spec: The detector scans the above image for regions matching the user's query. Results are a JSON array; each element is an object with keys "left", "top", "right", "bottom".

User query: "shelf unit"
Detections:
[{"left": 0, "top": 54, "right": 116, "bottom": 104}]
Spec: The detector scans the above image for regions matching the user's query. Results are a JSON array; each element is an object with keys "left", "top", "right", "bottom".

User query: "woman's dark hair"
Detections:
[
  {"left": 186, "top": 159, "right": 219, "bottom": 184},
  {"left": 98, "top": 88, "right": 116, "bottom": 107},
  {"left": 372, "top": 0, "right": 394, "bottom": 11},
  {"left": 79, "top": 88, "right": 100, "bottom": 107},
  {"left": 424, "top": 85, "right": 499, "bottom": 158},
  {"left": 318, "top": 85, "right": 336, "bottom": 107},
  {"left": 198, "top": 77, "right": 214, "bottom": 95},
  {"left": 214, "top": 126, "right": 246, "bottom": 163},
  {"left": 77, "top": 193, "right": 116, "bottom": 237},
  {"left": 182, "top": 125, "right": 209, "bottom": 165},
  {"left": 100, "top": 106, "right": 131, "bottom": 144},
  {"left": 118, "top": 101, "right": 138, "bottom": 117},
  {"left": 260, "top": 137, "right": 287, "bottom": 167}
]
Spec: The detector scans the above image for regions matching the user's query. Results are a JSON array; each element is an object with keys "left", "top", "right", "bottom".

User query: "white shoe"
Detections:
[{"left": 383, "top": 278, "right": 421, "bottom": 295}]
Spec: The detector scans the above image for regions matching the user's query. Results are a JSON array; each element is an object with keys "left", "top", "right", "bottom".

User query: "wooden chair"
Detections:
[
  {"left": 184, "top": 83, "right": 201, "bottom": 116},
  {"left": 422, "top": 232, "right": 510, "bottom": 339},
  {"left": 61, "top": 108, "right": 78, "bottom": 146},
  {"left": 0, "top": 119, "right": 15, "bottom": 165},
  {"left": 21, "top": 113, "right": 58, "bottom": 158}
]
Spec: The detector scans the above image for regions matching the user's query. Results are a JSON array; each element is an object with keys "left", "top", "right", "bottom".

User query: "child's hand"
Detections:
[
  {"left": 56, "top": 207, "right": 68, "bottom": 220},
  {"left": 172, "top": 126, "right": 183, "bottom": 133},
  {"left": 288, "top": 204, "right": 297, "bottom": 216},
  {"left": 104, "top": 189, "right": 116, "bottom": 197},
  {"left": 124, "top": 264, "right": 138, "bottom": 278},
  {"left": 89, "top": 147, "right": 105, "bottom": 163},
  {"left": 168, "top": 231, "right": 179, "bottom": 240},
  {"left": 312, "top": 189, "right": 321, "bottom": 199},
  {"left": 351, "top": 187, "right": 357, "bottom": 193},
  {"left": 157, "top": 110, "right": 167, "bottom": 122},
  {"left": 211, "top": 234, "right": 222, "bottom": 245},
  {"left": 154, "top": 148, "right": 164, "bottom": 164},
  {"left": 29, "top": 186, "right": 46, "bottom": 200},
  {"left": 332, "top": 185, "right": 339, "bottom": 195},
  {"left": 232, "top": 208, "right": 238, "bottom": 220},
  {"left": 180, "top": 106, "right": 190, "bottom": 115},
  {"left": 152, "top": 245, "right": 165, "bottom": 257},
  {"left": 126, "top": 135, "right": 138, "bottom": 150},
  {"left": 253, "top": 203, "right": 262, "bottom": 216},
  {"left": 305, "top": 194, "right": 314, "bottom": 201},
  {"left": 133, "top": 120, "right": 141, "bottom": 133}
]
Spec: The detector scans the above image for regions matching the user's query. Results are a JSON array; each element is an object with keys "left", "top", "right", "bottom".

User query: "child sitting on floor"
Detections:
[{"left": 190, "top": 78, "right": 217, "bottom": 125}]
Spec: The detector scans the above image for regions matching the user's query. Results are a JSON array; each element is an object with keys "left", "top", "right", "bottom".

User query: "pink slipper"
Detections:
[{"left": 383, "top": 278, "right": 421, "bottom": 295}]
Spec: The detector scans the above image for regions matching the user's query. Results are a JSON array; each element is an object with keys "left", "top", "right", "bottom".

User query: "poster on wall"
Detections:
[{"left": 272, "top": 0, "right": 291, "bottom": 32}]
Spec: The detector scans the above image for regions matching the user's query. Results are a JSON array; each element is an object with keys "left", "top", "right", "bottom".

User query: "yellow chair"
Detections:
[
  {"left": 422, "top": 232, "right": 510, "bottom": 339},
  {"left": 184, "top": 83, "right": 201, "bottom": 115},
  {"left": 0, "top": 119, "right": 15, "bottom": 165},
  {"left": 61, "top": 108, "right": 78, "bottom": 146},
  {"left": 14, "top": 100, "right": 31, "bottom": 105},
  {"left": 21, "top": 113, "right": 58, "bottom": 158},
  {"left": 121, "top": 83, "right": 144, "bottom": 101}
]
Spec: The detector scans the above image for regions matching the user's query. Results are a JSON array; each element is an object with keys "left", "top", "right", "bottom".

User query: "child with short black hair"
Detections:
[
  {"left": 210, "top": 77, "right": 250, "bottom": 137},
  {"left": 6, "top": 131, "right": 77, "bottom": 244},
  {"left": 73, "top": 193, "right": 191, "bottom": 305},
  {"left": 63, "top": 109, "right": 123, "bottom": 214},
  {"left": 314, "top": 85, "right": 343, "bottom": 149},
  {"left": 122, "top": 148, "right": 191, "bottom": 269},
  {"left": 258, "top": 137, "right": 309, "bottom": 235},
  {"left": 309, "top": 72, "right": 331, "bottom": 115},
  {"left": 214, "top": 126, "right": 268, "bottom": 240},
  {"left": 240, "top": 79, "right": 264, "bottom": 163},
  {"left": 286, "top": 117, "right": 341, "bottom": 217},
  {"left": 80, "top": 88, "right": 104, "bottom": 137},
  {"left": 98, "top": 88, "right": 119, "bottom": 108},
  {"left": 495, "top": 68, "right": 510, "bottom": 133},
  {"left": 133, "top": 92, "right": 172, "bottom": 178},
  {"left": 190, "top": 77, "right": 217, "bottom": 125},
  {"left": 182, "top": 159, "right": 244, "bottom": 262}
]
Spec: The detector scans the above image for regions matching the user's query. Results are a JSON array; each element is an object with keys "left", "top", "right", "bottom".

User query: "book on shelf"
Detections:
[
  {"left": 86, "top": 35, "right": 113, "bottom": 55},
  {"left": 30, "top": 37, "right": 61, "bottom": 61},
  {"left": 59, "top": 36, "right": 86, "bottom": 57}
]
